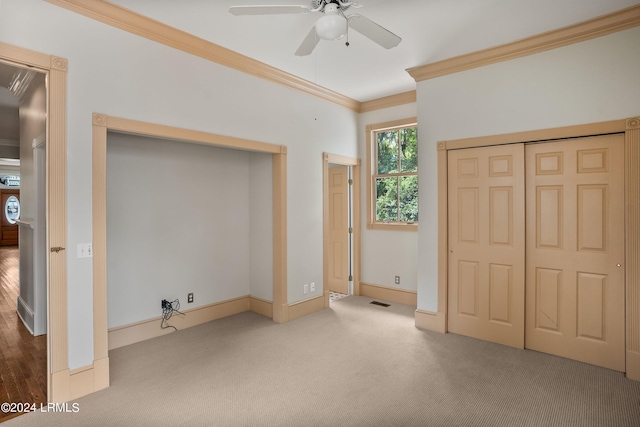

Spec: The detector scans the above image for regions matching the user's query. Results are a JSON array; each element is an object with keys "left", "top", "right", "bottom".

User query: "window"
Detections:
[{"left": 366, "top": 118, "right": 418, "bottom": 230}]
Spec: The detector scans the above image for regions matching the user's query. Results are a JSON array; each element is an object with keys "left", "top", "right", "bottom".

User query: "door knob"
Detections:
[{"left": 616, "top": 263, "right": 622, "bottom": 268}]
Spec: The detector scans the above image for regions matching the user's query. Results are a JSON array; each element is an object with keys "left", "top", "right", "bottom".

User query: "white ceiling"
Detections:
[{"left": 61, "top": 0, "right": 640, "bottom": 102}]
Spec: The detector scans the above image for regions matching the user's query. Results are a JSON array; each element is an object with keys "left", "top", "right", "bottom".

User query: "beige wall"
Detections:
[
  {"left": 106, "top": 132, "right": 271, "bottom": 329},
  {"left": 416, "top": 27, "right": 640, "bottom": 312},
  {"left": 0, "top": 0, "right": 358, "bottom": 370},
  {"left": 358, "top": 103, "right": 418, "bottom": 292}
]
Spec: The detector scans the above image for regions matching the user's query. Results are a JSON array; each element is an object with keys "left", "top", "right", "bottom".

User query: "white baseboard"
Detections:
[
  {"left": 69, "top": 364, "right": 94, "bottom": 400},
  {"left": 249, "top": 296, "right": 273, "bottom": 318},
  {"left": 50, "top": 368, "right": 71, "bottom": 404},
  {"left": 65, "top": 356, "right": 110, "bottom": 402},
  {"left": 288, "top": 295, "right": 325, "bottom": 321},
  {"left": 415, "top": 309, "right": 446, "bottom": 333},
  {"left": 108, "top": 295, "right": 251, "bottom": 350},
  {"left": 360, "top": 282, "right": 417, "bottom": 306},
  {"left": 16, "top": 295, "right": 35, "bottom": 334},
  {"left": 626, "top": 351, "right": 640, "bottom": 381}
]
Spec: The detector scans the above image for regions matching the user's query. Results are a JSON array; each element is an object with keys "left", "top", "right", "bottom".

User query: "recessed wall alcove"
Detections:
[{"left": 92, "top": 114, "right": 289, "bottom": 392}]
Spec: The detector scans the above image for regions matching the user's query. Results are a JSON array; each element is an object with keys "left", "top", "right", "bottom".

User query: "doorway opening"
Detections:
[
  {"left": 104, "top": 131, "right": 274, "bottom": 347},
  {"left": 328, "top": 164, "right": 351, "bottom": 303},
  {"left": 323, "top": 153, "right": 361, "bottom": 307},
  {"left": 91, "top": 114, "right": 289, "bottom": 393},
  {"left": 0, "top": 60, "right": 48, "bottom": 422}
]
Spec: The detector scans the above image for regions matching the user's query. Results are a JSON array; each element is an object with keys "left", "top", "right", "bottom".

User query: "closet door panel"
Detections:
[
  {"left": 448, "top": 144, "right": 525, "bottom": 348},
  {"left": 525, "top": 134, "right": 625, "bottom": 371}
]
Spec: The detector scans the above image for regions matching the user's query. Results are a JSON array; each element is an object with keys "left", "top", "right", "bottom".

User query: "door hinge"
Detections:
[
  {"left": 348, "top": 275, "right": 353, "bottom": 281},
  {"left": 348, "top": 227, "right": 353, "bottom": 234},
  {"left": 348, "top": 179, "right": 353, "bottom": 185}
]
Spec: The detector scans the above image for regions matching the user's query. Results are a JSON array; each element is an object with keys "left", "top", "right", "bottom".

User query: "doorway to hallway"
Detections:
[
  {"left": 323, "top": 153, "right": 362, "bottom": 307},
  {"left": 0, "top": 60, "right": 48, "bottom": 420}
]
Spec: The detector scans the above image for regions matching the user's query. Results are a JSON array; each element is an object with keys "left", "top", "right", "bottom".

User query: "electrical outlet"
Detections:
[
  {"left": 310, "top": 282, "right": 316, "bottom": 292},
  {"left": 187, "top": 293, "right": 194, "bottom": 303},
  {"left": 395, "top": 276, "right": 400, "bottom": 285},
  {"left": 304, "top": 284, "right": 309, "bottom": 294}
]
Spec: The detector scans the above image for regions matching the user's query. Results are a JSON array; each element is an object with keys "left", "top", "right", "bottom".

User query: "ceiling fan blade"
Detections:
[
  {"left": 295, "top": 27, "right": 320, "bottom": 56},
  {"left": 229, "top": 5, "right": 312, "bottom": 16},
  {"left": 348, "top": 14, "right": 401, "bottom": 49}
]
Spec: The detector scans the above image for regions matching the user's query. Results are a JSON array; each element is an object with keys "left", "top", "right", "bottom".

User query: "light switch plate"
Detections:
[{"left": 77, "top": 243, "right": 93, "bottom": 258}]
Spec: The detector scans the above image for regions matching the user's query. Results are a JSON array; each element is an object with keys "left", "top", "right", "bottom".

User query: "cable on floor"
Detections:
[{"left": 161, "top": 298, "right": 185, "bottom": 331}]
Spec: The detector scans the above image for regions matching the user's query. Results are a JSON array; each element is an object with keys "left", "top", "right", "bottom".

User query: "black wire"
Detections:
[{"left": 161, "top": 299, "right": 185, "bottom": 331}]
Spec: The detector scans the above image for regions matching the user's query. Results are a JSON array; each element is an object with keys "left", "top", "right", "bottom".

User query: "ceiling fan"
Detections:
[{"left": 229, "top": 0, "right": 401, "bottom": 56}]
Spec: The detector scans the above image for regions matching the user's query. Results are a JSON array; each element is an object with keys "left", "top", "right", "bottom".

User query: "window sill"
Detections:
[{"left": 367, "top": 222, "right": 418, "bottom": 232}]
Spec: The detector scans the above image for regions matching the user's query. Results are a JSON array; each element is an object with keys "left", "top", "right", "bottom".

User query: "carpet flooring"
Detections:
[{"left": 5, "top": 296, "right": 640, "bottom": 426}]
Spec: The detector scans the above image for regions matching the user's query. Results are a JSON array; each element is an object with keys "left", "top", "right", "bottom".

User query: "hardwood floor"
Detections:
[{"left": 0, "top": 246, "right": 47, "bottom": 423}]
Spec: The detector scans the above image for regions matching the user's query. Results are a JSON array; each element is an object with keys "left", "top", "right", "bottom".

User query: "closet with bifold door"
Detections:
[{"left": 447, "top": 133, "right": 625, "bottom": 371}]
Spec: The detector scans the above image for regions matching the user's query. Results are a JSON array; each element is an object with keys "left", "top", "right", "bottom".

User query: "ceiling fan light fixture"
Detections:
[
  {"left": 315, "top": 13, "right": 347, "bottom": 41},
  {"left": 230, "top": 1, "right": 402, "bottom": 56}
]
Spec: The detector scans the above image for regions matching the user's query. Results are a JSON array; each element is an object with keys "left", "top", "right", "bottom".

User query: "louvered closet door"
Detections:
[
  {"left": 448, "top": 144, "right": 525, "bottom": 348},
  {"left": 525, "top": 134, "right": 625, "bottom": 371}
]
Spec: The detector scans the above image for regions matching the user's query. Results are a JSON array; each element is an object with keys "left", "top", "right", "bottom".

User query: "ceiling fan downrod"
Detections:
[{"left": 317, "top": 0, "right": 362, "bottom": 13}]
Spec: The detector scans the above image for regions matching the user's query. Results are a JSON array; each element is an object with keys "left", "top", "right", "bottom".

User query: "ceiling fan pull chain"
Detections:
[{"left": 346, "top": 26, "right": 350, "bottom": 47}]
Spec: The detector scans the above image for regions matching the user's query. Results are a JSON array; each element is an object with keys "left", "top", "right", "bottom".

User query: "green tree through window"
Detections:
[{"left": 374, "top": 124, "right": 418, "bottom": 223}]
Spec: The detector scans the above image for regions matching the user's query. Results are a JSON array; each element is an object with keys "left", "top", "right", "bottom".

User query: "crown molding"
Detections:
[
  {"left": 407, "top": 4, "right": 640, "bottom": 82},
  {"left": 359, "top": 90, "right": 416, "bottom": 113},
  {"left": 43, "top": 2, "right": 638, "bottom": 112},
  {"left": 45, "top": 0, "right": 362, "bottom": 111}
]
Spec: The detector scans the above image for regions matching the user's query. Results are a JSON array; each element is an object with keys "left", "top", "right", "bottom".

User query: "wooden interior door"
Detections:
[
  {"left": 448, "top": 144, "right": 525, "bottom": 348},
  {"left": 328, "top": 166, "right": 349, "bottom": 294},
  {"left": 525, "top": 134, "right": 625, "bottom": 371},
  {"left": 1, "top": 189, "right": 19, "bottom": 246}
]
